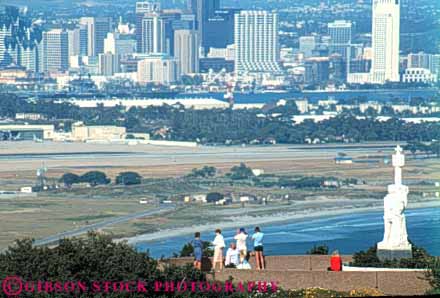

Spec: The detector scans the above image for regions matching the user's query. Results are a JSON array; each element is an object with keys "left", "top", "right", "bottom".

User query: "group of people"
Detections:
[{"left": 192, "top": 227, "right": 265, "bottom": 271}]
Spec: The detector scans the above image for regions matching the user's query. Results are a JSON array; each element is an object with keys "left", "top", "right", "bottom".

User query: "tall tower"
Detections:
[
  {"left": 79, "top": 17, "right": 113, "bottom": 57},
  {"left": 135, "top": 1, "right": 161, "bottom": 53},
  {"left": 234, "top": 10, "right": 281, "bottom": 74},
  {"left": 141, "top": 12, "right": 166, "bottom": 54},
  {"left": 174, "top": 29, "right": 199, "bottom": 75},
  {"left": 39, "top": 29, "right": 69, "bottom": 73},
  {"left": 371, "top": 0, "right": 400, "bottom": 84},
  {"left": 189, "top": 0, "right": 220, "bottom": 53},
  {"left": 328, "top": 20, "right": 352, "bottom": 60}
]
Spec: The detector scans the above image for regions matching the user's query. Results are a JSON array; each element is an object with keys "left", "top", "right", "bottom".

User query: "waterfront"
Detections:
[{"left": 135, "top": 207, "right": 440, "bottom": 258}]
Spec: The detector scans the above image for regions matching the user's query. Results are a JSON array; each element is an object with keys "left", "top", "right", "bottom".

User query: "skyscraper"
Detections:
[
  {"left": 39, "top": 29, "right": 69, "bottom": 73},
  {"left": 371, "top": 0, "right": 400, "bottom": 84},
  {"left": 136, "top": 1, "right": 161, "bottom": 53},
  {"left": 174, "top": 29, "right": 199, "bottom": 75},
  {"left": 189, "top": 0, "right": 220, "bottom": 52},
  {"left": 203, "top": 9, "right": 238, "bottom": 50},
  {"left": 79, "top": 17, "right": 113, "bottom": 57},
  {"left": 234, "top": 10, "right": 281, "bottom": 74},
  {"left": 328, "top": 20, "right": 352, "bottom": 60},
  {"left": 141, "top": 12, "right": 166, "bottom": 54}
]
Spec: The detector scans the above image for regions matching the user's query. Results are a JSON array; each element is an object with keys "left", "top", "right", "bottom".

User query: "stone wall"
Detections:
[{"left": 160, "top": 255, "right": 433, "bottom": 296}]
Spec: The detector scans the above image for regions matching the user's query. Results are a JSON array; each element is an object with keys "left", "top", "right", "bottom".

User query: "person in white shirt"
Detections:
[
  {"left": 234, "top": 228, "right": 248, "bottom": 264},
  {"left": 212, "top": 228, "right": 225, "bottom": 271},
  {"left": 225, "top": 243, "right": 240, "bottom": 267}
]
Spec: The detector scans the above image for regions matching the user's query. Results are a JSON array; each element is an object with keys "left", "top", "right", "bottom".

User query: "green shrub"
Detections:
[{"left": 307, "top": 245, "right": 329, "bottom": 255}]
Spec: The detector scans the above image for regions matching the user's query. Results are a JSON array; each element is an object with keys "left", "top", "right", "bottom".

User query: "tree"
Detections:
[
  {"left": 80, "top": 171, "right": 111, "bottom": 187},
  {"left": 306, "top": 245, "right": 329, "bottom": 255},
  {"left": 187, "top": 166, "right": 217, "bottom": 178},
  {"left": 229, "top": 163, "right": 254, "bottom": 180},
  {"left": 0, "top": 233, "right": 232, "bottom": 298},
  {"left": 116, "top": 172, "right": 142, "bottom": 185},
  {"left": 59, "top": 173, "right": 80, "bottom": 187}
]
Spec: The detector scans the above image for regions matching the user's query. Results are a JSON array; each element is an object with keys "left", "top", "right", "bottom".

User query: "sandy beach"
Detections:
[{"left": 122, "top": 200, "right": 440, "bottom": 245}]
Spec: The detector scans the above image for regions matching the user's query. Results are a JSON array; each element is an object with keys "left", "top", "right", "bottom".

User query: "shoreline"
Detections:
[{"left": 121, "top": 200, "right": 440, "bottom": 245}]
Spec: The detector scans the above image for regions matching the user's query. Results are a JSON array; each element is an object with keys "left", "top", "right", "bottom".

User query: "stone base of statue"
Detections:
[{"left": 377, "top": 245, "right": 412, "bottom": 261}]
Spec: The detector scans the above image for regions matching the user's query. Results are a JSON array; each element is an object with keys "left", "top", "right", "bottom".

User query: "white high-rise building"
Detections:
[
  {"left": 137, "top": 54, "right": 179, "bottom": 85},
  {"left": 141, "top": 12, "right": 165, "bottom": 54},
  {"left": 174, "top": 29, "right": 199, "bottom": 75},
  {"left": 234, "top": 10, "right": 281, "bottom": 74},
  {"left": 371, "top": 0, "right": 400, "bottom": 84}
]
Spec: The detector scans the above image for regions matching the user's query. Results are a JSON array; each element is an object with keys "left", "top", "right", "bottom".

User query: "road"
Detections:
[{"left": 33, "top": 204, "right": 176, "bottom": 246}]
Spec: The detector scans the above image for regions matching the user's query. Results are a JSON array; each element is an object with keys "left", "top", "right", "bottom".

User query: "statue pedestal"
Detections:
[{"left": 377, "top": 247, "right": 412, "bottom": 261}]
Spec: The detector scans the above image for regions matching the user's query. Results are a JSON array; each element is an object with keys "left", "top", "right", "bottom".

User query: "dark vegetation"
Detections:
[
  {"left": 307, "top": 245, "right": 329, "bottom": 255},
  {"left": 2, "top": 93, "right": 440, "bottom": 145}
]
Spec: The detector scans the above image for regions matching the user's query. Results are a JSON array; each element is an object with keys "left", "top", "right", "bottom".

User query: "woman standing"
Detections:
[
  {"left": 252, "top": 227, "right": 265, "bottom": 270},
  {"left": 192, "top": 232, "right": 203, "bottom": 270},
  {"left": 212, "top": 228, "right": 225, "bottom": 271},
  {"left": 234, "top": 228, "right": 248, "bottom": 264}
]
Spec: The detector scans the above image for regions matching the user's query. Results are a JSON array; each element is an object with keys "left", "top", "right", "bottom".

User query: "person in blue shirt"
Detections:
[
  {"left": 192, "top": 232, "right": 203, "bottom": 270},
  {"left": 251, "top": 227, "right": 265, "bottom": 270}
]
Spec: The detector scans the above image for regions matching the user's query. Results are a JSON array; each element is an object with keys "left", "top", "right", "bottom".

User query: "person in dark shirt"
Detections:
[{"left": 192, "top": 232, "right": 203, "bottom": 270}]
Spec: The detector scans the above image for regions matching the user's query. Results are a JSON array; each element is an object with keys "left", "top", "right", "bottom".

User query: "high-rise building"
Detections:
[
  {"left": 67, "top": 28, "right": 81, "bottom": 58},
  {"left": 371, "top": 0, "right": 400, "bottom": 84},
  {"left": 234, "top": 10, "right": 281, "bottom": 74},
  {"left": 39, "top": 29, "right": 69, "bottom": 73},
  {"left": 204, "top": 9, "right": 238, "bottom": 50},
  {"left": 189, "top": 0, "right": 220, "bottom": 52},
  {"left": 98, "top": 53, "right": 119, "bottom": 76},
  {"left": 174, "top": 29, "right": 199, "bottom": 75},
  {"left": 328, "top": 20, "right": 352, "bottom": 60},
  {"left": 141, "top": 12, "right": 165, "bottom": 54},
  {"left": 299, "top": 36, "right": 316, "bottom": 58},
  {"left": 137, "top": 54, "right": 179, "bottom": 85},
  {"left": 136, "top": 1, "right": 161, "bottom": 53},
  {"left": 79, "top": 17, "right": 113, "bottom": 57},
  {"left": 104, "top": 32, "right": 136, "bottom": 57}
]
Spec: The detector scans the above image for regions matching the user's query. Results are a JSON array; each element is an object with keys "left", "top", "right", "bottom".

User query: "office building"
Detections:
[
  {"left": 328, "top": 20, "right": 352, "bottom": 60},
  {"left": 136, "top": 1, "right": 161, "bottom": 53},
  {"left": 141, "top": 12, "right": 166, "bottom": 54},
  {"left": 189, "top": 0, "right": 220, "bottom": 52},
  {"left": 104, "top": 32, "right": 136, "bottom": 57},
  {"left": 79, "top": 17, "right": 113, "bottom": 57},
  {"left": 234, "top": 10, "right": 281, "bottom": 74},
  {"left": 137, "top": 54, "right": 179, "bottom": 85},
  {"left": 304, "top": 57, "right": 330, "bottom": 85},
  {"left": 39, "top": 29, "right": 69, "bottom": 73},
  {"left": 98, "top": 53, "right": 119, "bottom": 76},
  {"left": 174, "top": 29, "right": 199, "bottom": 75},
  {"left": 203, "top": 9, "right": 238, "bottom": 50},
  {"left": 370, "top": 0, "right": 400, "bottom": 84}
]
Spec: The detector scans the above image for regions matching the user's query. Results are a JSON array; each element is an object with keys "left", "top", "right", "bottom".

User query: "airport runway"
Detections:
[{"left": 0, "top": 141, "right": 400, "bottom": 172}]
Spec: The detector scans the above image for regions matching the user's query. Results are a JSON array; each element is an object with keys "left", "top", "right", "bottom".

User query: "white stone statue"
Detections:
[{"left": 377, "top": 146, "right": 412, "bottom": 252}]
